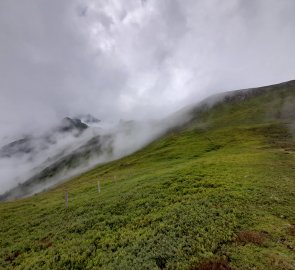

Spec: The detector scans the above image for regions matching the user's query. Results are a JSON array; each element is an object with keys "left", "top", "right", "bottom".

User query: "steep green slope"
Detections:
[{"left": 0, "top": 81, "right": 295, "bottom": 270}]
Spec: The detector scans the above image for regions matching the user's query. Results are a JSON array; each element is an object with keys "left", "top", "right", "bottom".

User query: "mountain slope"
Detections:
[
  {"left": 0, "top": 116, "right": 89, "bottom": 158},
  {"left": 0, "top": 134, "right": 114, "bottom": 201},
  {"left": 0, "top": 81, "right": 295, "bottom": 270}
]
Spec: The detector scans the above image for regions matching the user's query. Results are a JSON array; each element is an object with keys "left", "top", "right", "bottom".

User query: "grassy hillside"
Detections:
[{"left": 0, "top": 81, "right": 295, "bottom": 270}]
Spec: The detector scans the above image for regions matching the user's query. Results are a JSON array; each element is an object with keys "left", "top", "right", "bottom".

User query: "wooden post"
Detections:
[
  {"left": 98, "top": 178, "right": 101, "bottom": 193},
  {"left": 64, "top": 188, "right": 68, "bottom": 209}
]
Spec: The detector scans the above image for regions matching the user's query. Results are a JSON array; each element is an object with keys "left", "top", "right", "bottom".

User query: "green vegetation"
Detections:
[{"left": 0, "top": 82, "right": 295, "bottom": 269}]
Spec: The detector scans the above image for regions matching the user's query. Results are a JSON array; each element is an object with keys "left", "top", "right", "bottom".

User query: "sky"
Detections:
[{"left": 1, "top": 0, "right": 295, "bottom": 139}]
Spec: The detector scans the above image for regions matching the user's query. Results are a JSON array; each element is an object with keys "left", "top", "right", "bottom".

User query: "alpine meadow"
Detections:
[{"left": 1, "top": 81, "right": 295, "bottom": 269}]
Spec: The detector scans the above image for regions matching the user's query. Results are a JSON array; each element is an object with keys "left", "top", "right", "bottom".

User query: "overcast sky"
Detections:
[{"left": 1, "top": 0, "right": 295, "bottom": 139}]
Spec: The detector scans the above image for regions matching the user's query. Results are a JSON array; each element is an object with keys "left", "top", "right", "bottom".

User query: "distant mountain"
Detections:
[
  {"left": 0, "top": 117, "right": 88, "bottom": 158},
  {"left": 0, "top": 134, "right": 113, "bottom": 200},
  {"left": 57, "top": 117, "right": 88, "bottom": 133},
  {"left": 0, "top": 136, "right": 34, "bottom": 158}
]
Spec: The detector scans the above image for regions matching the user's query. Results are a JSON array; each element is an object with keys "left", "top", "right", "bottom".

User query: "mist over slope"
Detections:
[
  {"left": 0, "top": 110, "right": 191, "bottom": 200},
  {"left": 1, "top": 80, "right": 294, "bottom": 201}
]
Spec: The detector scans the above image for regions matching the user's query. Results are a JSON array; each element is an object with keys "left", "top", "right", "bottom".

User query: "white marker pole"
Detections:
[
  {"left": 64, "top": 188, "right": 68, "bottom": 208},
  {"left": 98, "top": 178, "right": 101, "bottom": 193}
]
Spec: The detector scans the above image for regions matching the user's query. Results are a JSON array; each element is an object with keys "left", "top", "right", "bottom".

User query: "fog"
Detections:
[
  {"left": 0, "top": 109, "right": 192, "bottom": 197},
  {"left": 1, "top": 0, "right": 295, "bottom": 197}
]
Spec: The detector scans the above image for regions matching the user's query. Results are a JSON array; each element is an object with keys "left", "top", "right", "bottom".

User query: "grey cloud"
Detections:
[{"left": 0, "top": 0, "right": 295, "bottom": 135}]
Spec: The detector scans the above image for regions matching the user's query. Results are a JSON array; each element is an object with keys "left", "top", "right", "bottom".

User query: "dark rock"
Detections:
[{"left": 57, "top": 117, "right": 88, "bottom": 133}]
